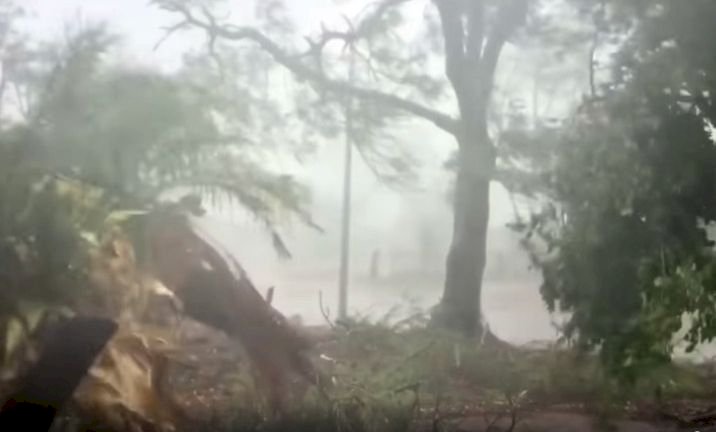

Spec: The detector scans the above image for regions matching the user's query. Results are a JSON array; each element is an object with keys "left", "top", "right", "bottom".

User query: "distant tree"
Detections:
[
  {"left": 0, "top": 22, "right": 317, "bottom": 366},
  {"left": 154, "top": 0, "right": 541, "bottom": 337}
]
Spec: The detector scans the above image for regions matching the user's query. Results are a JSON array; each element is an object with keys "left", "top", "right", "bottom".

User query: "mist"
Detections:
[{"left": 3, "top": 1, "right": 716, "bottom": 431}]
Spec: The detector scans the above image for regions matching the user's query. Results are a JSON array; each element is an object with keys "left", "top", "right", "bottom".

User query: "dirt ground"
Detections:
[
  {"left": 154, "top": 320, "right": 716, "bottom": 432},
  {"left": 456, "top": 412, "right": 672, "bottom": 432}
]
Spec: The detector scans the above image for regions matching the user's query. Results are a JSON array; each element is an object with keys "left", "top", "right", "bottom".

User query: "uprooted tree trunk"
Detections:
[{"left": 145, "top": 208, "right": 319, "bottom": 412}]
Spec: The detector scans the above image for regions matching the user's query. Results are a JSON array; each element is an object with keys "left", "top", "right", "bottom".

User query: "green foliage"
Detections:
[
  {"left": 515, "top": 0, "right": 716, "bottom": 382},
  {"left": 155, "top": 0, "right": 442, "bottom": 186},
  {"left": 191, "top": 314, "right": 716, "bottom": 431},
  {"left": 11, "top": 24, "right": 316, "bottom": 247},
  {"left": 0, "top": 10, "right": 316, "bottom": 383}
]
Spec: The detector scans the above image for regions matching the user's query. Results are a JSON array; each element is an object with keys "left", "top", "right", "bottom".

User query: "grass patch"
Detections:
[
  {"left": 33, "top": 306, "right": 716, "bottom": 432},
  {"left": 153, "top": 317, "right": 716, "bottom": 431}
]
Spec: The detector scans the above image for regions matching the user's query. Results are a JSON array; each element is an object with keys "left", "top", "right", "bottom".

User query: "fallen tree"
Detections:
[
  {"left": 0, "top": 191, "right": 322, "bottom": 431},
  {"left": 143, "top": 199, "right": 322, "bottom": 413}
]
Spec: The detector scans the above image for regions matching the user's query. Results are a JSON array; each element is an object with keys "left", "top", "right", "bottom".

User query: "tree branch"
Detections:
[
  {"left": 303, "top": 28, "right": 355, "bottom": 60},
  {"left": 155, "top": 0, "right": 458, "bottom": 136},
  {"left": 355, "top": 0, "right": 414, "bottom": 35},
  {"left": 153, "top": 21, "right": 186, "bottom": 51},
  {"left": 479, "top": 0, "right": 528, "bottom": 98},
  {"left": 435, "top": 0, "right": 466, "bottom": 89},
  {"left": 301, "top": 0, "right": 413, "bottom": 67}
]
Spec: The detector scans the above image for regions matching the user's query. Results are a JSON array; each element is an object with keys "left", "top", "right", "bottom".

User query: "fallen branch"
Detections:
[
  {"left": 146, "top": 205, "right": 318, "bottom": 413},
  {"left": 318, "top": 290, "right": 336, "bottom": 330}
]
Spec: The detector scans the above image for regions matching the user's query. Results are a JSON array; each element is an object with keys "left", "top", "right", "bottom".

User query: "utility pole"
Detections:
[{"left": 337, "top": 54, "right": 355, "bottom": 320}]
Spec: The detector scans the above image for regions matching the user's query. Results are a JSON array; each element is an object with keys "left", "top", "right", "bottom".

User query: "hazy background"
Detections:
[{"left": 20, "top": 0, "right": 562, "bottom": 344}]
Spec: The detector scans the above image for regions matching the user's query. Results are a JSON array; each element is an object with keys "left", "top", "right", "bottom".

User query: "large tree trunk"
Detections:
[
  {"left": 430, "top": 0, "right": 526, "bottom": 338},
  {"left": 438, "top": 154, "right": 491, "bottom": 336},
  {"left": 155, "top": 0, "right": 526, "bottom": 339},
  {"left": 433, "top": 120, "right": 495, "bottom": 337}
]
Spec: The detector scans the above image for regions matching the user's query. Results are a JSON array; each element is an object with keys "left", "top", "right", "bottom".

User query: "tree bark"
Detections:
[
  {"left": 430, "top": 0, "right": 526, "bottom": 337},
  {"left": 145, "top": 208, "right": 320, "bottom": 412},
  {"left": 433, "top": 127, "right": 495, "bottom": 337}
]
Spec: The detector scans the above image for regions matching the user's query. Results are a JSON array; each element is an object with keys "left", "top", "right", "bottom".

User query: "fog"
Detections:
[
  {"left": 5, "top": 2, "right": 716, "bottom": 431},
  {"left": 18, "top": 0, "right": 582, "bottom": 349},
  {"left": 16, "top": 0, "right": 570, "bottom": 344}
]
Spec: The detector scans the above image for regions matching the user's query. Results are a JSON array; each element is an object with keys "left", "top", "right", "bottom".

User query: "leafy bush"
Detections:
[{"left": 513, "top": 0, "right": 716, "bottom": 384}]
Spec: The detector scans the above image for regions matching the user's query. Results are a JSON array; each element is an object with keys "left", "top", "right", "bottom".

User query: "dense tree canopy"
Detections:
[{"left": 517, "top": 0, "right": 716, "bottom": 380}]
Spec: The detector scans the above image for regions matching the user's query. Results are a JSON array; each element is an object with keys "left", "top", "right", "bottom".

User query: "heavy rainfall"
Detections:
[{"left": 1, "top": 1, "right": 716, "bottom": 431}]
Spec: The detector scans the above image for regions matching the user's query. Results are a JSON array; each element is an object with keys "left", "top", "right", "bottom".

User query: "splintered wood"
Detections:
[{"left": 146, "top": 209, "right": 319, "bottom": 412}]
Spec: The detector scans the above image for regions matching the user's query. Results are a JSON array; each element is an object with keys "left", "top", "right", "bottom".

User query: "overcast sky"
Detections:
[
  {"left": 11, "top": 0, "right": 570, "bottom": 336},
  {"left": 17, "top": 0, "right": 542, "bottom": 261}
]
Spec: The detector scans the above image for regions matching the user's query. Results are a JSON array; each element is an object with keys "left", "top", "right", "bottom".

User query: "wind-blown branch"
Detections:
[
  {"left": 435, "top": 0, "right": 528, "bottom": 134},
  {"left": 304, "top": 0, "right": 413, "bottom": 59},
  {"left": 479, "top": 0, "right": 528, "bottom": 98},
  {"left": 154, "top": 0, "right": 458, "bottom": 135},
  {"left": 435, "top": 0, "right": 465, "bottom": 90}
]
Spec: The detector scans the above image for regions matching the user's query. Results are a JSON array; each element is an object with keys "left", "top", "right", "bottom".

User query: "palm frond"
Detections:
[{"left": 169, "top": 177, "right": 296, "bottom": 258}]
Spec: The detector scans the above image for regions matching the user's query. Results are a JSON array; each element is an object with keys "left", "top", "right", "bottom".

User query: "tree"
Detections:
[
  {"left": 517, "top": 0, "right": 716, "bottom": 380},
  {"left": 0, "top": 19, "right": 325, "bottom": 423},
  {"left": 23, "top": 24, "right": 318, "bottom": 247},
  {"left": 0, "top": 21, "right": 317, "bottom": 377},
  {"left": 155, "top": 0, "right": 531, "bottom": 337}
]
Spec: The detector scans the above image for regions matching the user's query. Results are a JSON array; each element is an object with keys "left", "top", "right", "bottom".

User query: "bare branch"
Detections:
[
  {"left": 200, "top": 4, "right": 219, "bottom": 62},
  {"left": 301, "top": 27, "right": 357, "bottom": 66},
  {"left": 435, "top": 0, "right": 466, "bottom": 88},
  {"left": 153, "top": 21, "right": 185, "bottom": 51},
  {"left": 155, "top": 0, "right": 458, "bottom": 135},
  {"left": 355, "top": 0, "right": 413, "bottom": 35},
  {"left": 318, "top": 291, "right": 336, "bottom": 330},
  {"left": 480, "top": 0, "right": 528, "bottom": 96}
]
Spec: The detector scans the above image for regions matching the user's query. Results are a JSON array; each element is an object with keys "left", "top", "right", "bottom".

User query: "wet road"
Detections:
[{"left": 264, "top": 272, "right": 560, "bottom": 345}]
